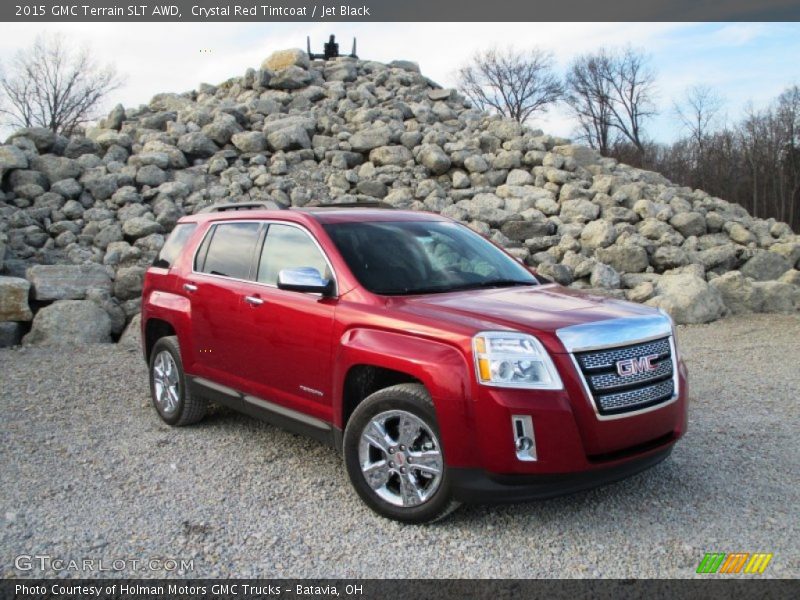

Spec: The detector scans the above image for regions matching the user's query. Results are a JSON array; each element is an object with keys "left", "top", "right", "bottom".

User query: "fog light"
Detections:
[{"left": 511, "top": 415, "right": 537, "bottom": 461}]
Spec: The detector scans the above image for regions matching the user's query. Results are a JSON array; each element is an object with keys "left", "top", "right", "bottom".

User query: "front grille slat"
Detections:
[
  {"left": 574, "top": 337, "right": 675, "bottom": 416},
  {"left": 576, "top": 337, "right": 671, "bottom": 371},
  {"left": 589, "top": 358, "right": 673, "bottom": 392}
]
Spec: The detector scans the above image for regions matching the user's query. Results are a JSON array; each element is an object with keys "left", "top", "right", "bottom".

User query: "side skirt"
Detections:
[{"left": 188, "top": 376, "right": 338, "bottom": 447}]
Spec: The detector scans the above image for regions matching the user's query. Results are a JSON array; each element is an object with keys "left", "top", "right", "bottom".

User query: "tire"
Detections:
[
  {"left": 148, "top": 336, "right": 206, "bottom": 427},
  {"left": 343, "top": 383, "right": 460, "bottom": 523}
]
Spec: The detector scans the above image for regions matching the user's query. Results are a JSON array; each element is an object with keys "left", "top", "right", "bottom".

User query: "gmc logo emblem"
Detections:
[{"left": 616, "top": 354, "right": 659, "bottom": 377}]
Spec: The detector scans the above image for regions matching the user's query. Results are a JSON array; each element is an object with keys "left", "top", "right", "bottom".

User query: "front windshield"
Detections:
[{"left": 323, "top": 220, "right": 539, "bottom": 295}]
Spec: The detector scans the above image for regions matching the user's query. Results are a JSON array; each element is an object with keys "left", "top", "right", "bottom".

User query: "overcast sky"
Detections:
[{"left": 1, "top": 22, "right": 798, "bottom": 142}]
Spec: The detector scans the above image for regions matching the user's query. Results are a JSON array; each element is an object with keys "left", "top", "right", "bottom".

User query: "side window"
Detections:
[
  {"left": 197, "top": 222, "right": 261, "bottom": 280},
  {"left": 153, "top": 223, "right": 196, "bottom": 268},
  {"left": 257, "top": 224, "right": 331, "bottom": 285}
]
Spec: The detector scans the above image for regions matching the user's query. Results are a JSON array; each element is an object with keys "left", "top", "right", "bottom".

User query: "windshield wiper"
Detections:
[
  {"left": 446, "top": 279, "right": 538, "bottom": 292},
  {"left": 378, "top": 280, "right": 537, "bottom": 296}
]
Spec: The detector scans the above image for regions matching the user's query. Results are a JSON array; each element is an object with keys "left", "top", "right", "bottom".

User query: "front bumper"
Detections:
[
  {"left": 455, "top": 351, "right": 688, "bottom": 476},
  {"left": 450, "top": 444, "right": 674, "bottom": 503}
]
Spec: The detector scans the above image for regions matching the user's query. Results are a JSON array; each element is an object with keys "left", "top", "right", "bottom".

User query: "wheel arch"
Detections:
[
  {"left": 144, "top": 318, "right": 176, "bottom": 364},
  {"left": 334, "top": 328, "right": 477, "bottom": 467}
]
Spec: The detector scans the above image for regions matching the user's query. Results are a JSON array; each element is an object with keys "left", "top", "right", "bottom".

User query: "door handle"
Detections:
[
  {"left": 244, "top": 295, "right": 264, "bottom": 306},
  {"left": 183, "top": 283, "right": 198, "bottom": 292}
]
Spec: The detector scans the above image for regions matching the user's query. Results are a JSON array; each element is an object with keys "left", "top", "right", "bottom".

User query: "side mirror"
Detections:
[{"left": 277, "top": 267, "right": 334, "bottom": 296}]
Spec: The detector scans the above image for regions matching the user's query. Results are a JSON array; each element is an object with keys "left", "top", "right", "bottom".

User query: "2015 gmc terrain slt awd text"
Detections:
[{"left": 141, "top": 203, "right": 688, "bottom": 523}]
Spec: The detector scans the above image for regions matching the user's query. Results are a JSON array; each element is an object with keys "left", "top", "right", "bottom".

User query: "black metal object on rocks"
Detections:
[{"left": 307, "top": 35, "right": 358, "bottom": 60}]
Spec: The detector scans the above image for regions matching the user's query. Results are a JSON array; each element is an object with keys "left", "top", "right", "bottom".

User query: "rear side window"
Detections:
[
  {"left": 153, "top": 223, "right": 197, "bottom": 269},
  {"left": 196, "top": 222, "right": 261, "bottom": 280},
  {"left": 257, "top": 224, "right": 331, "bottom": 285}
]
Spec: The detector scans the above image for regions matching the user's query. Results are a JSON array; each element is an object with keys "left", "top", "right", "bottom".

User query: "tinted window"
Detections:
[
  {"left": 257, "top": 224, "right": 330, "bottom": 285},
  {"left": 323, "top": 221, "right": 538, "bottom": 295},
  {"left": 199, "top": 222, "right": 261, "bottom": 280},
  {"left": 153, "top": 223, "right": 196, "bottom": 268}
]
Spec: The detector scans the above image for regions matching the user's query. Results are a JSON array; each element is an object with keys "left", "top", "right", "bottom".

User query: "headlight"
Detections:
[{"left": 472, "top": 331, "right": 563, "bottom": 390}]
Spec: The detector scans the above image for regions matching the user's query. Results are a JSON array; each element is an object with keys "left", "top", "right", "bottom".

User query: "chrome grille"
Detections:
[
  {"left": 574, "top": 337, "right": 675, "bottom": 415},
  {"left": 589, "top": 358, "right": 673, "bottom": 391},
  {"left": 576, "top": 337, "right": 671, "bottom": 370}
]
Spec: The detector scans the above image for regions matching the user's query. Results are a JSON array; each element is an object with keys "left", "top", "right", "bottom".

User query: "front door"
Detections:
[{"left": 237, "top": 222, "right": 337, "bottom": 422}]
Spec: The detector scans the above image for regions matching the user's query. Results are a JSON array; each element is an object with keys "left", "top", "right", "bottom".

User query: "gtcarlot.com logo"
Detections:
[
  {"left": 14, "top": 554, "right": 194, "bottom": 573},
  {"left": 697, "top": 552, "right": 773, "bottom": 574}
]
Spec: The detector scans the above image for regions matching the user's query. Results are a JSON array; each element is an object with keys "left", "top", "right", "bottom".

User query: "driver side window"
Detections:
[{"left": 257, "top": 224, "right": 331, "bottom": 285}]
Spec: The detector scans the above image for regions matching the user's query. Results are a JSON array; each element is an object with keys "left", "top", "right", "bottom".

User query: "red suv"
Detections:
[{"left": 141, "top": 203, "right": 688, "bottom": 523}]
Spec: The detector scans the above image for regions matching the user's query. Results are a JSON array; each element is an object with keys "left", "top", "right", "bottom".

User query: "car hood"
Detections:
[{"left": 390, "top": 284, "right": 664, "bottom": 352}]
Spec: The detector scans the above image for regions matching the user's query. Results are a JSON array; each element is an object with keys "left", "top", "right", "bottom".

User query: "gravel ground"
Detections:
[{"left": 1, "top": 313, "right": 798, "bottom": 579}]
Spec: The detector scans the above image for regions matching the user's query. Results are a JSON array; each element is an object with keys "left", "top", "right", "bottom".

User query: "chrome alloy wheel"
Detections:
[
  {"left": 152, "top": 350, "right": 180, "bottom": 415},
  {"left": 358, "top": 410, "right": 444, "bottom": 507}
]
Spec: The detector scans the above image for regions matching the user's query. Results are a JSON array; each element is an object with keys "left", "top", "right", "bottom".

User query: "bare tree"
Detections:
[
  {"left": 457, "top": 46, "right": 563, "bottom": 123},
  {"left": 605, "top": 47, "right": 657, "bottom": 157},
  {"left": 0, "top": 33, "right": 123, "bottom": 135},
  {"left": 565, "top": 47, "right": 656, "bottom": 164},
  {"left": 776, "top": 85, "right": 800, "bottom": 228},
  {"left": 674, "top": 85, "right": 724, "bottom": 146},
  {"left": 564, "top": 50, "right": 615, "bottom": 154},
  {"left": 673, "top": 85, "right": 724, "bottom": 188}
]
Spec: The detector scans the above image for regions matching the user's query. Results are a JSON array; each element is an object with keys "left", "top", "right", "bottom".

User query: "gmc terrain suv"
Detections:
[{"left": 141, "top": 202, "right": 688, "bottom": 523}]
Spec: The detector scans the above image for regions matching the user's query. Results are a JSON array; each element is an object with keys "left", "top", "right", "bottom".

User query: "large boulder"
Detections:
[
  {"left": 26, "top": 264, "right": 112, "bottom": 301},
  {"left": 119, "top": 313, "right": 142, "bottom": 348},
  {"left": 560, "top": 199, "right": 600, "bottom": 223},
  {"left": 114, "top": 266, "right": 146, "bottom": 301},
  {"left": 727, "top": 222, "right": 757, "bottom": 245},
  {"left": 669, "top": 212, "right": 706, "bottom": 238},
  {"left": 580, "top": 220, "right": 617, "bottom": 249},
  {"left": 709, "top": 271, "right": 763, "bottom": 314},
  {"left": 369, "top": 146, "right": 413, "bottom": 167},
  {"left": 697, "top": 244, "right": 740, "bottom": 272},
  {"left": 0, "top": 277, "right": 33, "bottom": 321},
  {"left": 266, "top": 125, "right": 311, "bottom": 152},
  {"left": 594, "top": 244, "right": 649, "bottom": 274},
  {"left": 646, "top": 273, "right": 726, "bottom": 324},
  {"left": 651, "top": 246, "right": 690, "bottom": 271},
  {"left": 501, "top": 221, "right": 550, "bottom": 241},
  {"left": 231, "top": 131, "right": 267, "bottom": 153},
  {"left": 769, "top": 242, "right": 800, "bottom": 268},
  {"left": 23, "top": 300, "right": 112, "bottom": 345},
  {"left": 417, "top": 144, "right": 451, "bottom": 175},
  {"left": 752, "top": 281, "right": 798, "bottom": 312},
  {"left": 122, "top": 217, "right": 164, "bottom": 239},
  {"left": 177, "top": 132, "right": 218, "bottom": 158},
  {"left": 0, "top": 145, "right": 29, "bottom": 176},
  {"left": 590, "top": 263, "right": 621, "bottom": 289},
  {"left": 31, "top": 155, "right": 82, "bottom": 184},
  {"left": 9, "top": 127, "right": 56, "bottom": 151},
  {"left": 262, "top": 48, "right": 310, "bottom": 71},
  {"left": 349, "top": 127, "right": 391, "bottom": 153},
  {"left": 740, "top": 250, "right": 791, "bottom": 282},
  {"left": 269, "top": 66, "right": 312, "bottom": 90}
]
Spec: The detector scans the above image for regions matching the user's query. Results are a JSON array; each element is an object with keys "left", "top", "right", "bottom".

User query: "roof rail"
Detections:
[
  {"left": 200, "top": 201, "right": 286, "bottom": 213},
  {"left": 303, "top": 201, "right": 395, "bottom": 210}
]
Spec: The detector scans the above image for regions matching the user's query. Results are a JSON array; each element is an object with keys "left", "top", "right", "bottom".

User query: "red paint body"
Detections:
[{"left": 142, "top": 209, "right": 688, "bottom": 480}]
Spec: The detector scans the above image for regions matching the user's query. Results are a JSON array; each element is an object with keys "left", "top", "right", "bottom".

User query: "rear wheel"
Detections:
[
  {"left": 149, "top": 336, "right": 206, "bottom": 426},
  {"left": 344, "top": 383, "right": 460, "bottom": 523}
]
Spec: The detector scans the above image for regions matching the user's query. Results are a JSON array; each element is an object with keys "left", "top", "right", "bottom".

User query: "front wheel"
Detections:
[{"left": 343, "top": 383, "right": 460, "bottom": 523}]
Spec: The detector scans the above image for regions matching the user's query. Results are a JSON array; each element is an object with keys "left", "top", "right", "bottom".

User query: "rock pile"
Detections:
[{"left": 1, "top": 48, "right": 799, "bottom": 346}]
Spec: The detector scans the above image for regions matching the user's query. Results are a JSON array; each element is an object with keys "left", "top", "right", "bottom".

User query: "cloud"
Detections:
[{"left": 0, "top": 22, "right": 797, "bottom": 142}]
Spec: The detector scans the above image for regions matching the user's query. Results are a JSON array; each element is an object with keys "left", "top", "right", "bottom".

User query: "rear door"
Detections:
[
  {"left": 237, "top": 222, "right": 337, "bottom": 421},
  {"left": 184, "top": 220, "right": 263, "bottom": 388}
]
